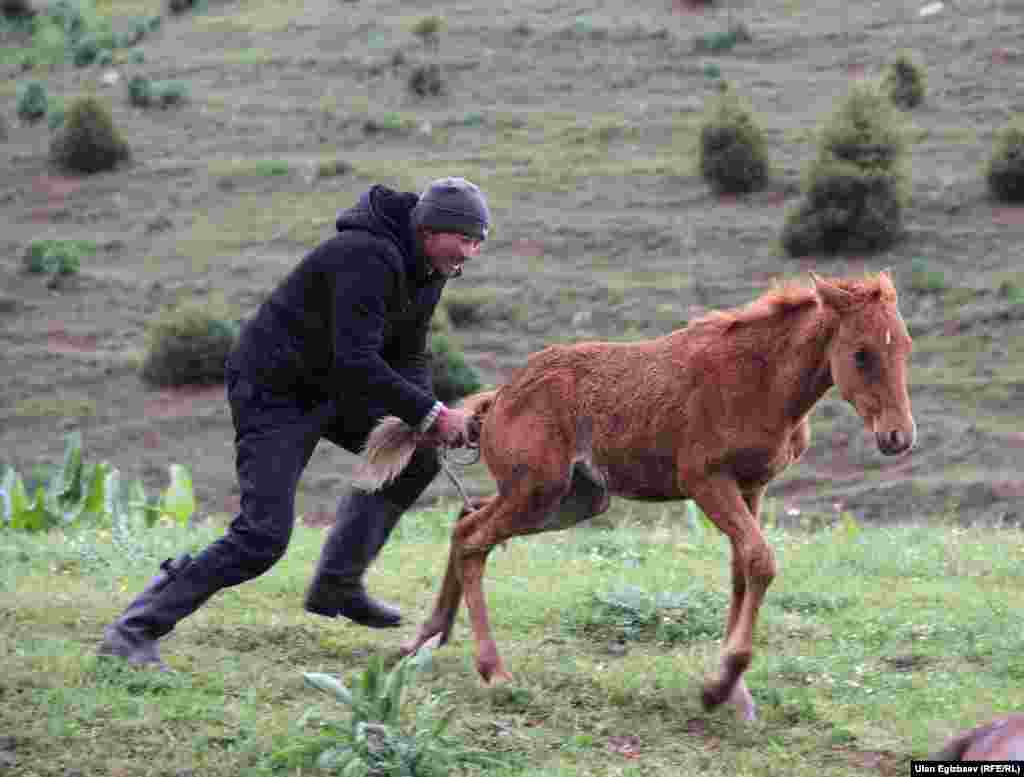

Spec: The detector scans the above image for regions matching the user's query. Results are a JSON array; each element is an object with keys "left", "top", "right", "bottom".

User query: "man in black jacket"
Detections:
[{"left": 98, "top": 177, "right": 491, "bottom": 669}]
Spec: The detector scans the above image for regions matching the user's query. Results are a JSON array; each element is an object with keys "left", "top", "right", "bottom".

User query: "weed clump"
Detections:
[
  {"left": 141, "top": 297, "right": 239, "bottom": 387},
  {"left": 127, "top": 75, "right": 189, "bottom": 108},
  {"left": 49, "top": 95, "right": 130, "bottom": 174},
  {"left": 881, "top": 50, "right": 927, "bottom": 110},
  {"left": 16, "top": 80, "right": 47, "bottom": 123},
  {"left": 781, "top": 81, "right": 910, "bottom": 257},
  {"left": 428, "top": 333, "right": 481, "bottom": 403},
  {"left": 409, "top": 63, "right": 444, "bottom": 98},
  {"left": 699, "top": 83, "right": 769, "bottom": 195},
  {"left": 985, "top": 115, "right": 1024, "bottom": 203}
]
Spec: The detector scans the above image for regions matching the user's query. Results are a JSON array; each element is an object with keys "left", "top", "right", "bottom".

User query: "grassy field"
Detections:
[{"left": 3, "top": 504, "right": 1024, "bottom": 775}]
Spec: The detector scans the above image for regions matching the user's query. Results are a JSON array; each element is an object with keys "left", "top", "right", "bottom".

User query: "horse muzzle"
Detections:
[{"left": 875, "top": 424, "right": 915, "bottom": 456}]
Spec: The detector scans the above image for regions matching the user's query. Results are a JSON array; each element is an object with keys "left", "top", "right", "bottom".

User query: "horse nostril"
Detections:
[{"left": 888, "top": 429, "right": 905, "bottom": 450}]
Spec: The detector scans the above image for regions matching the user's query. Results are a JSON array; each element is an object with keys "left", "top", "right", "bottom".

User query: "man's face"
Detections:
[{"left": 422, "top": 230, "right": 483, "bottom": 278}]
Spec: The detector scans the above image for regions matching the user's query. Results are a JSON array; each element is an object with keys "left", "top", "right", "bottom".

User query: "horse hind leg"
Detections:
[{"left": 400, "top": 497, "right": 492, "bottom": 658}]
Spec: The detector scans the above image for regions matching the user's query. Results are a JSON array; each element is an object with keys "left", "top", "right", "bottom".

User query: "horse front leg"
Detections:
[
  {"left": 400, "top": 497, "right": 492, "bottom": 657},
  {"left": 691, "top": 478, "right": 776, "bottom": 722}
]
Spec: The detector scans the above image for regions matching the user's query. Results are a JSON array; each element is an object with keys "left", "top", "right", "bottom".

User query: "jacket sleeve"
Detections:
[{"left": 330, "top": 249, "right": 437, "bottom": 428}]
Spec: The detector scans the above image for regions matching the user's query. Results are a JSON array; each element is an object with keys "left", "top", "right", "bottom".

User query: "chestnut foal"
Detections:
[{"left": 359, "top": 271, "right": 915, "bottom": 721}]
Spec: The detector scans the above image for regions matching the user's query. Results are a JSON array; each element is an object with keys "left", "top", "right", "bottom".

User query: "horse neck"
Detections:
[{"left": 770, "top": 302, "right": 838, "bottom": 421}]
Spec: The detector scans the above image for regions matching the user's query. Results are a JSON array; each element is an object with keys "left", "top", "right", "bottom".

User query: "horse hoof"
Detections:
[{"left": 483, "top": 670, "right": 514, "bottom": 687}]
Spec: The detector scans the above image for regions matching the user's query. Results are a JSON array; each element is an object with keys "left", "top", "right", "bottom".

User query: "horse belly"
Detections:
[{"left": 603, "top": 453, "right": 681, "bottom": 501}]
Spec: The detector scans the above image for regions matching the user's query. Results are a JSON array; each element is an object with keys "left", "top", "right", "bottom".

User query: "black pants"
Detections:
[{"left": 184, "top": 370, "right": 439, "bottom": 589}]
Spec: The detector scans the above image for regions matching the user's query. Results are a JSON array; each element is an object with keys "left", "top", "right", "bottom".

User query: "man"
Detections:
[{"left": 98, "top": 177, "right": 491, "bottom": 669}]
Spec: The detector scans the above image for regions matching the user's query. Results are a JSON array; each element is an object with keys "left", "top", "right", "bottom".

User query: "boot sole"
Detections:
[{"left": 304, "top": 604, "right": 401, "bottom": 628}]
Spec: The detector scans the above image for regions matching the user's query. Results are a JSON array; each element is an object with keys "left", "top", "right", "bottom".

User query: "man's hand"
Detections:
[{"left": 425, "top": 405, "right": 469, "bottom": 448}]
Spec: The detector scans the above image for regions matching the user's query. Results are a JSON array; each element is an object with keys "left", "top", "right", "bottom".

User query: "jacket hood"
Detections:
[{"left": 335, "top": 185, "right": 431, "bottom": 283}]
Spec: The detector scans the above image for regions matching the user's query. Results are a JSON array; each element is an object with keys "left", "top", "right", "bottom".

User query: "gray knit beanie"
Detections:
[{"left": 410, "top": 177, "right": 491, "bottom": 240}]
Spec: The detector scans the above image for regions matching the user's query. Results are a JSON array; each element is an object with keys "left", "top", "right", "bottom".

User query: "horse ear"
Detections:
[{"left": 811, "top": 272, "right": 856, "bottom": 311}]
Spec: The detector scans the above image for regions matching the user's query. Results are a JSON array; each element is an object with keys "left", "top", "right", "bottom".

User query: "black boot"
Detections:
[
  {"left": 304, "top": 490, "right": 406, "bottom": 628},
  {"left": 97, "top": 554, "right": 221, "bottom": 670}
]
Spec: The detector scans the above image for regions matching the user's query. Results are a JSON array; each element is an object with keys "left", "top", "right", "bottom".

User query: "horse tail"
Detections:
[
  {"left": 351, "top": 390, "right": 500, "bottom": 492},
  {"left": 352, "top": 415, "right": 423, "bottom": 492}
]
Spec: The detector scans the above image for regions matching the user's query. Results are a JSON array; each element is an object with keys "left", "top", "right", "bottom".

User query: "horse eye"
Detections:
[{"left": 854, "top": 349, "right": 872, "bottom": 370}]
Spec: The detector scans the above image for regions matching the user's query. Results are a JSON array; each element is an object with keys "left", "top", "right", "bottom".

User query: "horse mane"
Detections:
[{"left": 691, "top": 272, "right": 896, "bottom": 332}]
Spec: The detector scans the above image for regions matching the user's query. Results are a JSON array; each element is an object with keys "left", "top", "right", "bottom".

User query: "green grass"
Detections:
[{"left": 4, "top": 507, "right": 1024, "bottom": 776}]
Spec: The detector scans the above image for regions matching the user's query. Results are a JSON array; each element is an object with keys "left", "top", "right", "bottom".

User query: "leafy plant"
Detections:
[
  {"left": 140, "top": 296, "right": 239, "bottom": 387},
  {"left": 428, "top": 333, "right": 482, "bottom": 403},
  {"left": 49, "top": 94, "right": 130, "bottom": 174},
  {"left": 881, "top": 49, "right": 927, "bottom": 110},
  {"left": 985, "top": 115, "right": 1024, "bottom": 203},
  {"left": 302, "top": 650, "right": 509, "bottom": 776},
  {"left": 0, "top": 431, "right": 197, "bottom": 532},
  {"left": 16, "top": 80, "right": 47, "bottom": 122},
  {"left": 699, "top": 82, "right": 770, "bottom": 195}
]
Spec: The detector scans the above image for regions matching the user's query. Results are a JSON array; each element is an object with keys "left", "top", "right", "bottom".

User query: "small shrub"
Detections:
[
  {"left": 985, "top": 116, "right": 1024, "bottom": 203},
  {"left": 1, "top": 0, "right": 35, "bottom": 19},
  {"left": 127, "top": 76, "right": 189, "bottom": 108},
  {"left": 428, "top": 333, "right": 481, "bottom": 403},
  {"left": 782, "top": 81, "right": 909, "bottom": 256},
  {"left": 46, "top": 101, "right": 63, "bottom": 130},
  {"left": 408, "top": 63, "right": 444, "bottom": 98},
  {"left": 907, "top": 257, "right": 947, "bottom": 293},
  {"left": 49, "top": 95, "right": 130, "bottom": 174},
  {"left": 140, "top": 297, "right": 239, "bottom": 387},
  {"left": 882, "top": 50, "right": 927, "bottom": 110},
  {"left": 316, "top": 158, "right": 352, "bottom": 179},
  {"left": 411, "top": 15, "right": 445, "bottom": 52},
  {"left": 127, "top": 74, "right": 152, "bottom": 107},
  {"left": 443, "top": 288, "right": 522, "bottom": 328},
  {"left": 699, "top": 83, "right": 769, "bottom": 195},
  {"left": 153, "top": 79, "right": 189, "bottom": 107},
  {"left": 22, "top": 238, "right": 96, "bottom": 276},
  {"left": 16, "top": 80, "right": 47, "bottom": 123},
  {"left": 71, "top": 32, "right": 99, "bottom": 66}
]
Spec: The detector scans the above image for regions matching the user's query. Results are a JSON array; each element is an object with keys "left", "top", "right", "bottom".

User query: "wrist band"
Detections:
[{"left": 419, "top": 401, "right": 444, "bottom": 432}]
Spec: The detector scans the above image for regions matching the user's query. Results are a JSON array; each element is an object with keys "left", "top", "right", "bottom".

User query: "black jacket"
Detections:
[{"left": 227, "top": 185, "right": 445, "bottom": 428}]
